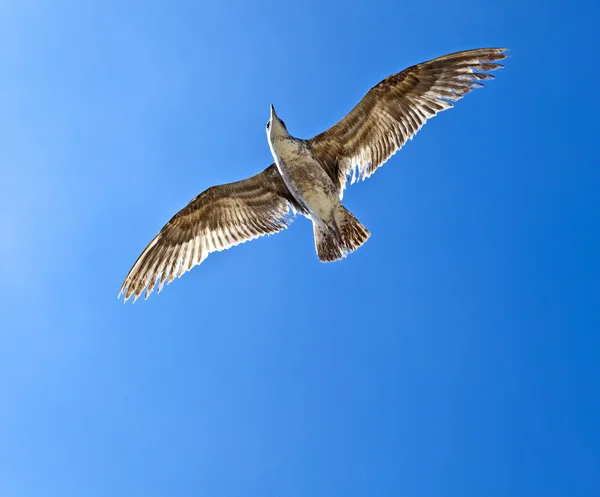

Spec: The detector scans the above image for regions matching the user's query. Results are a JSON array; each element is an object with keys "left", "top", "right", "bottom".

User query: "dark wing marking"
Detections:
[
  {"left": 308, "top": 48, "right": 508, "bottom": 196},
  {"left": 119, "top": 163, "right": 302, "bottom": 302}
]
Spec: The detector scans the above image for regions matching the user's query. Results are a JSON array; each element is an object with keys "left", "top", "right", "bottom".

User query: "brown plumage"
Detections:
[
  {"left": 119, "top": 165, "right": 304, "bottom": 302},
  {"left": 119, "top": 47, "right": 508, "bottom": 302},
  {"left": 308, "top": 48, "right": 508, "bottom": 195}
]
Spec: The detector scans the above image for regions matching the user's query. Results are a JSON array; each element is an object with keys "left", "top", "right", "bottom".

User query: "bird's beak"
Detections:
[{"left": 270, "top": 104, "right": 276, "bottom": 118}]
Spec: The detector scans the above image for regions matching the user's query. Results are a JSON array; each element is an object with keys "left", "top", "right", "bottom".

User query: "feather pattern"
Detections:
[
  {"left": 119, "top": 164, "right": 303, "bottom": 302},
  {"left": 119, "top": 48, "right": 508, "bottom": 302},
  {"left": 308, "top": 48, "right": 508, "bottom": 196}
]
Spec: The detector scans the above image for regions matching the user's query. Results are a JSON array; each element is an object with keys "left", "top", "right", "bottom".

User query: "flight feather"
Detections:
[
  {"left": 119, "top": 164, "right": 302, "bottom": 302},
  {"left": 308, "top": 48, "right": 509, "bottom": 195}
]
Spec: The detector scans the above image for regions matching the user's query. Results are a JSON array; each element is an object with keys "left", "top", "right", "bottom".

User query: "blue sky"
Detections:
[{"left": 1, "top": 1, "right": 599, "bottom": 496}]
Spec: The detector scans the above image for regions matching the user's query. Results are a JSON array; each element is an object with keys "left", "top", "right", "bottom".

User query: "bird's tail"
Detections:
[{"left": 313, "top": 205, "right": 371, "bottom": 262}]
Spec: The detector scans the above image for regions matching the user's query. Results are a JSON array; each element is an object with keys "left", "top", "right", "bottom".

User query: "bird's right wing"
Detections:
[
  {"left": 308, "top": 48, "right": 508, "bottom": 197},
  {"left": 119, "top": 163, "right": 303, "bottom": 302}
]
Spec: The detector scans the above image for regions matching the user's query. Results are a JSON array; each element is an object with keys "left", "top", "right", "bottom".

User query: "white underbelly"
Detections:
[
  {"left": 270, "top": 137, "right": 340, "bottom": 221},
  {"left": 277, "top": 157, "right": 338, "bottom": 221},
  {"left": 292, "top": 183, "right": 333, "bottom": 220}
]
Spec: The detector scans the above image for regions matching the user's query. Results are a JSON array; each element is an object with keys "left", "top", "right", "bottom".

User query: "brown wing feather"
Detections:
[
  {"left": 309, "top": 48, "right": 508, "bottom": 196},
  {"left": 119, "top": 163, "right": 302, "bottom": 302}
]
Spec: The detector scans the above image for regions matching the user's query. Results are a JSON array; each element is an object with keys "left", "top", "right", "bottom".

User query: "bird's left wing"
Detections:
[
  {"left": 308, "top": 48, "right": 508, "bottom": 197},
  {"left": 119, "top": 163, "right": 302, "bottom": 302}
]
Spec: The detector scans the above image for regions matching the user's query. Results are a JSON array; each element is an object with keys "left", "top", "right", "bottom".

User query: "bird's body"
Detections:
[
  {"left": 119, "top": 47, "right": 509, "bottom": 302},
  {"left": 268, "top": 133, "right": 336, "bottom": 221},
  {"left": 267, "top": 107, "right": 371, "bottom": 261}
]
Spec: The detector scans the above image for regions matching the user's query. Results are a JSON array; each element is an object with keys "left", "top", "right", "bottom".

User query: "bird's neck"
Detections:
[{"left": 269, "top": 134, "right": 303, "bottom": 160}]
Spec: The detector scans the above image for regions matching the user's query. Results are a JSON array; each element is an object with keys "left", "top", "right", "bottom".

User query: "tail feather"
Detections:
[
  {"left": 314, "top": 222, "right": 345, "bottom": 262},
  {"left": 334, "top": 206, "right": 371, "bottom": 252},
  {"left": 313, "top": 205, "right": 370, "bottom": 262}
]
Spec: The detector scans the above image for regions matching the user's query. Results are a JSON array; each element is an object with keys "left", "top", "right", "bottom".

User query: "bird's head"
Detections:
[{"left": 266, "top": 104, "right": 289, "bottom": 142}]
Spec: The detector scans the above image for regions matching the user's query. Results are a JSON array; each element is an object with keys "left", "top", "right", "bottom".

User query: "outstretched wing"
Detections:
[
  {"left": 119, "top": 163, "right": 302, "bottom": 302},
  {"left": 308, "top": 48, "right": 508, "bottom": 196}
]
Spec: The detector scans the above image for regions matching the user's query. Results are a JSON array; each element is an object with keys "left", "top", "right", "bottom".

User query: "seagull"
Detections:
[{"left": 119, "top": 47, "right": 508, "bottom": 302}]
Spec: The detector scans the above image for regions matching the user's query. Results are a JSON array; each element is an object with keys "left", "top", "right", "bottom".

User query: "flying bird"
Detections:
[{"left": 119, "top": 47, "right": 508, "bottom": 302}]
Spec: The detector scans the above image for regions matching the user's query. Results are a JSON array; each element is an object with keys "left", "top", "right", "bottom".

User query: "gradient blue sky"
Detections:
[{"left": 1, "top": 1, "right": 599, "bottom": 496}]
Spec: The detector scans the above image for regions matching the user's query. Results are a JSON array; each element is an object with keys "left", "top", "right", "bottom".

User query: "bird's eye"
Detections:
[{"left": 266, "top": 121, "right": 271, "bottom": 130}]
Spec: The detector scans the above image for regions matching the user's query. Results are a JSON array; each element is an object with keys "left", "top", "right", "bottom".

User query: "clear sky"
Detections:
[{"left": 1, "top": 1, "right": 598, "bottom": 496}]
